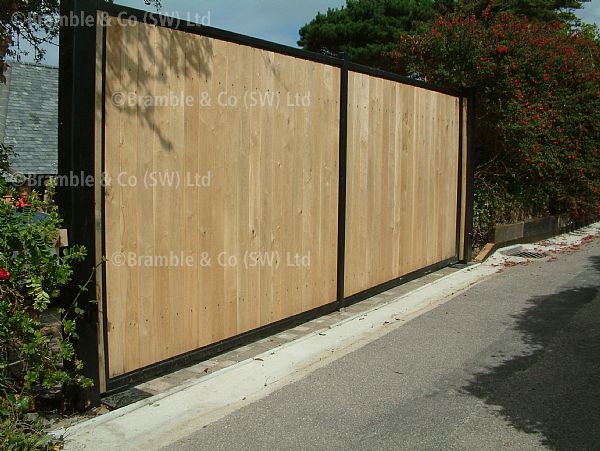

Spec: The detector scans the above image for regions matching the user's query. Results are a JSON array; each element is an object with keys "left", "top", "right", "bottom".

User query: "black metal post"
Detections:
[
  {"left": 336, "top": 57, "right": 349, "bottom": 308},
  {"left": 455, "top": 96, "right": 464, "bottom": 260},
  {"left": 58, "top": 0, "right": 101, "bottom": 406},
  {"left": 463, "top": 88, "right": 476, "bottom": 263}
]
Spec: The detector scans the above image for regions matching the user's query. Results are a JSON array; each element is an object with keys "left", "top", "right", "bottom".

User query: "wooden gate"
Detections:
[{"left": 58, "top": 1, "right": 473, "bottom": 396}]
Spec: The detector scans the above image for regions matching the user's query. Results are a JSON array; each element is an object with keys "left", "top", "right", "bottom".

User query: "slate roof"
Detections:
[{"left": 0, "top": 61, "right": 58, "bottom": 175}]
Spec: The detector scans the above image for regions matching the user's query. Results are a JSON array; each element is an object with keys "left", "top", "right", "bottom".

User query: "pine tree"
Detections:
[{"left": 298, "top": 0, "right": 444, "bottom": 69}]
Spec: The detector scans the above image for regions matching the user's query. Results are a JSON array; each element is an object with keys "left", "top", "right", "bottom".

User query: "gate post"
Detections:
[{"left": 58, "top": 0, "right": 102, "bottom": 406}]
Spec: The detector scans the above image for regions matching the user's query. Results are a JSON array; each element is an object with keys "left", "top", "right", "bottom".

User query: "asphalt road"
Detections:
[{"left": 164, "top": 239, "right": 600, "bottom": 451}]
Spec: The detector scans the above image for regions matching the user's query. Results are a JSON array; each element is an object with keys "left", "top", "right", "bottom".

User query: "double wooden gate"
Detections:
[{"left": 59, "top": 1, "right": 473, "bottom": 396}]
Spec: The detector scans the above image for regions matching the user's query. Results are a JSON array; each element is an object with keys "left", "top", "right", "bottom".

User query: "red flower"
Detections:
[
  {"left": 15, "top": 198, "right": 30, "bottom": 209},
  {"left": 0, "top": 268, "right": 10, "bottom": 281}
]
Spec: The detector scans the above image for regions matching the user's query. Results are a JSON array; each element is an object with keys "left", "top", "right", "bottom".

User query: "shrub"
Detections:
[
  {"left": 389, "top": 5, "right": 600, "bottom": 246},
  {"left": 0, "top": 144, "right": 90, "bottom": 448}
]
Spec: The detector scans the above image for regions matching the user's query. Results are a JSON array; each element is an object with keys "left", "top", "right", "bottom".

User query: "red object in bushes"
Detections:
[
  {"left": 15, "top": 198, "right": 30, "bottom": 208},
  {"left": 0, "top": 268, "right": 10, "bottom": 281}
]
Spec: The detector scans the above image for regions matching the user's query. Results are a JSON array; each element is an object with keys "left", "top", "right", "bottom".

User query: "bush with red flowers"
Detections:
[{"left": 389, "top": 4, "right": 600, "bottom": 247}]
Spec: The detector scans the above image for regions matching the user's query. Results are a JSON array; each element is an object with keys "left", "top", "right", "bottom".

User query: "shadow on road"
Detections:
[{"left": 463, "top": 255, "right": 600, "bottom": 450}]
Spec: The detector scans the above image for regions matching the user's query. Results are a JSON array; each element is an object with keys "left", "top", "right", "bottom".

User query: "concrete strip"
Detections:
[{"left": 55, "top": 223, "right": 600, "bottom": 450}]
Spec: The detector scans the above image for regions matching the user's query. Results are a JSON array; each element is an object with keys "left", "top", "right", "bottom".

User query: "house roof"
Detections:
[{"left": 0, "top": 61, "right": 58, "bottom": 175}]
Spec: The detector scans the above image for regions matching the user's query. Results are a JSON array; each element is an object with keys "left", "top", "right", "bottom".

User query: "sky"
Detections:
[{"left": 13, "top": 0, "right": 600, "bottom": 68}]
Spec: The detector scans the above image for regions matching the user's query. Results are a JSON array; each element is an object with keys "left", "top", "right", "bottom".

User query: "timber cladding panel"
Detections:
[
  {"left": 103, "top": 19, "right": 340, "bottom": 377},
  {"left": 344, "top": 71, "right": 460, "bottom": 297}
]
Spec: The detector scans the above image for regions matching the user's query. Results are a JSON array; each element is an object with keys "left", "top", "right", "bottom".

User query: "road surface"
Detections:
[{"left": 164, "top": 239, "right": 600, "bottom": 450}]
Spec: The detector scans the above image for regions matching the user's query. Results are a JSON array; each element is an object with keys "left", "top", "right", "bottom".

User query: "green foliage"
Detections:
[
  {"left": 0, "top": 397, "right": 60, "bottom": 450},
  {"left": 457, "top": 0, "right": 590, "bottom": 23},
  {"left": 298, "top": 0, "right": 447, "bottom": 68},
  {"left": 297, "top": 0, "right": 589, "bottom": 69},
  {"left": 0, "top": 188, "right": 89, "bottom": 389},
  {"left": 0, "top": 148, "right": 90, "bottom": 447},
  {"left": 390, "top": 5, "right": 600, "bottom": 246}
]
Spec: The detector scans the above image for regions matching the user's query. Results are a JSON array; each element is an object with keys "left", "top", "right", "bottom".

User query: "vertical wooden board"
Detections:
[
  {"left": 285, "top": 55, "right": 299, "bottom": 319},
  {"left": 349, "top": 71, "right": 363, "bottom": 295},
  {"left": 388, "top": 82, "right": 401, "bottom": 278},
  {"left": 357, "top": 74, "right": 370, "bottom": 291},
  {"left": 94, "top": 14, "right": 106, "bottom": 392},
  {"left": 290, "top": 56, "right": 306, "bottom": 319},
  {"left": 104, "top": 19, "right": 125, "bottom": 377},
  {"left": 366, "top": 76, "right": 381, "bottom": 285},
  {"left": 410, "top": 85, "right": 426, "bottom": 271},
  {"left": 422, "top": 89, "right": 435, "bottom": 267},
  {"left": 344, "top": 72, "right": 371, "bottom": 296},
  {"left": 268, "top": 53, "right": 286, "bottom": 322},
  {"left": 292, "top": 56, "right": 309, "bottom": 316},
  {"left": 180, "top": 27, "right": 201, "bottom": 351},
  {"left": 379, "top": 79, "right": 393, "bottom": 283},
  {"left": 134, "top": 23, "right": 156, "bottom": 369},
  {"left": 314, "top": 62, "right": 339, "bottom": 310},
  {"left": 256, "top": 51, "right": 272, "bottom": 325},
  {"left": 441, "top": 97, "right": 453, "bottom": 259},
  {"left": 324, "top": 66, "right": 340, "bottom": 304},
  {"left": 244, "top": 46, "right": 263, "bottom": 332},
  {"left": 222, "top": 42, "right": 241, "bottom": 340},
  {"left": 260, "top": 52, "right": 276, "bottom": 324},
  {"left": 170, "top": 28, "right": 187, "bottom": 356},
  {"left": 398, "top": 84, "right": 416, "bottom": 276},
  {"left": 343, "top": 73, "right": 356, "bottom": 295},
  {"left": 279, "top": 57, "right": 295, "bottom": 318},
  {"left": 409, "top": 87, "right": 423, "bottom": 272},
  {"left": 195, "top": 38, "right": 216, "bottom": 348},
  {"left": 209, "top": 39, "right": 227, "bottom": 344},
  {"left": 150, "top": 27, "right": 173, "bottom": 364},
  {"left": 314, "top": 64, "right": 340, "bottom": 309},
  {"left": 301, "top": 58, "right": 315, "bottom": 313},
  {"left": 431, "top": 91, "right": 443, "bottom": 265},
  {"left": 443, "top": 97, "right": 455, "bottom": 258},
  {"left": 120, "top": 21, "right": 141, "bottom": 372},
  {"left": 234, "top": 44, "right": 251, "bottom": 337},
  {"left": 419, "top": 89, "right": 433, "bottom": 268},
  {"left": 344, "top": 72, "right": 358, "bottom": 296}
]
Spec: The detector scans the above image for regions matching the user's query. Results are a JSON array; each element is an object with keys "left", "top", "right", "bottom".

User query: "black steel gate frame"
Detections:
[{"left": 59, "top": 0, "right": 475, "bottom": 401}]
